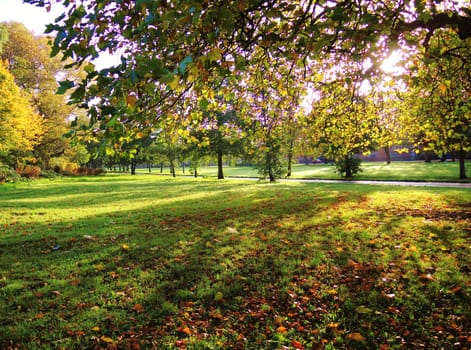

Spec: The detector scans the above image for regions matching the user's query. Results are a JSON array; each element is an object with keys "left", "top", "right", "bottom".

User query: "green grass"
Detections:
[
  {"left": 0, "top": 175, "right": 470, "bottom": 349},
  {"left": 139, "top": 161, "right": 471, "bottom": 182}
]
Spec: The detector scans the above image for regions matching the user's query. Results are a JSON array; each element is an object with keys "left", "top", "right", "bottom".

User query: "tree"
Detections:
[
  {"left": 308, "top": 76, "right": 379, "bottom": 178},
  {"left": 1, "top": 22, "right": 83, "bottom": 170},
  {"left": 22, "top": 0, "right": 471, "bottom": 146},
  {"left": 0, "top": 61, "right": 43, "bottom": 165},
  {"left": 0, "top": 24, "right": 8, "bottom": 53},
  {"left": 408, "top": 29, "right": 470, "bottom": 179}
]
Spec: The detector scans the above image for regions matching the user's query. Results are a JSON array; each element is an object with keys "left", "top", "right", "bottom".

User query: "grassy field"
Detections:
[
  {"left": 138, "top": 161, "right": 471, "bottom": 182},
  {"left": 0, "top": 175, "right": 470, "bottom": 349}
]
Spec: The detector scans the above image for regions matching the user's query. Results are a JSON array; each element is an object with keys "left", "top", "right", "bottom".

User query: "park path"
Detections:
[{"left": 226, "top": 176, "right": 471, "bottom": 188}]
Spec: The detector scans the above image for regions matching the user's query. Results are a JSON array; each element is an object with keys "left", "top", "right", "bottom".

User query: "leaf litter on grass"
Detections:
[{"left": 0, "top": 177, "right": 469, "bottom": 349}]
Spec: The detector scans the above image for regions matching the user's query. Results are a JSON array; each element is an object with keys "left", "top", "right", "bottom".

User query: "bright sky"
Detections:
[
  {"left": 0, "top": 0, "right": 62, "bottom": 35},
  {"left": 0, "top": 0, "right": 119, "bottom": 68}
]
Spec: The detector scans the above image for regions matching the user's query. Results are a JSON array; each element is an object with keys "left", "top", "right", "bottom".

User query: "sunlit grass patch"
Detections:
[{"left": 0, "top": 175, "right": 469, "bottom": 349}]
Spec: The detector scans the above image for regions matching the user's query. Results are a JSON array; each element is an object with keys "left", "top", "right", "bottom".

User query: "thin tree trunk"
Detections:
[
  {"left": 383, "top": 145, "right": 391, "bottom": 164},
  {"left": 458, "top": 150, "right": 467, "bottom": 179},
  {"left": 345, "top": 156, "right": 353, "bottom": 178},
  {"left": 169, "top": 158, "right": 176, "bottom": 177},
  {"left": 217, "top": 152, "right": 224, "bottom": 179}
]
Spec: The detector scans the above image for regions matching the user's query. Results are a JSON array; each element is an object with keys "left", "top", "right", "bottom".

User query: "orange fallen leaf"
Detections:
[
  {"left": 178, "top": 326, "right": 191, "bottom": 335},
  {"left": 34, "top": 313, "right": 45, "bottom": 319},
  {"left": 133, "top": 304, "right": 144, "bottom": 313},
  {"left": 276, "top": 326, "right": 287, "bottom": 334},
  {"left": 347, "top": 332, "right": 365, "bottom": 341},
  {"left": 291, "top": 339, "right": 304, "bottom": 349},
  {"left": 69, "top": 279, "right": 81, "bottom": 286}
]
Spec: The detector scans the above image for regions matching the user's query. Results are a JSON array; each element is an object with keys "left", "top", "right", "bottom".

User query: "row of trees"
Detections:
[{"left": 1, "top": 1, "right": 470, "bottom": 180}]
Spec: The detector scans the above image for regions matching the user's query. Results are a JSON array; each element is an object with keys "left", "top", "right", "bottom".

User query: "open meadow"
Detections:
[
  {"left": 0, "top": 175, "right": 469, "bottom": 349},
  {"left": 139, "top": 161, "right": 471, "bottom": 182}
]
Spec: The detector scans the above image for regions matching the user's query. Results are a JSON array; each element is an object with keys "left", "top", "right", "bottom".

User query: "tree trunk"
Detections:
[
  {"left": 345, "top": 156, "right": 353, "bottom": 178},
  {"left": 383, "top": 145, "right": 391, "bottom": 164},
  {"left": 169, "top": 159, "right": 176, "bottom": 177},
  {"left": 458, "top": 150, "right": 467, "bottom": 179},
  {"left": 160, "top": 162, "right": 163, "bottom": 173},
  {"left": 148, "top": 163, "right": 151, "bottom": 172},
  {"left": 217, "top": 152, "right": 224, "bottom": 179},
  {"left": 130, "top": 160, "right": 136, "bottom": 175},
  {"left": 194, "top": 167, "right": 198, "bottom": 178}
]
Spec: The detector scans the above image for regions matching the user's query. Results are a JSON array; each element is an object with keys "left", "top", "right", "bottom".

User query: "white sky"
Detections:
[
  {"left": 0, "top": 0, "right": 62, "bottom": 35},
  {"left": 0, "top": 0, "right": 119, "bottom": 68}
]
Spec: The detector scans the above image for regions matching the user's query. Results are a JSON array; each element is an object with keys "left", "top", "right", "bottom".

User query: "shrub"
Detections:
[
  {"left": 40, "top": 169, "right": 60, "bottom": 179},
  {"left": 334, "top": 156, "right": 363, "bottom": 178},
  {"left": 51, "top": 164, "right": 105, "bottom": 176},
  {"left": 0, "top": 165, "right": 21, "bottom": 183},
  {"left": 16, "top": 165, "right": 42, "bottom": 179}
]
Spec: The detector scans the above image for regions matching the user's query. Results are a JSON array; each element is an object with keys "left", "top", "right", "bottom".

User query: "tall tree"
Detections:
[
  {"left": 0, "top": 22, "right": 81, "bottom": 170},
  {"left": 408, "top": 29, "right": 470, "bottom": 179},
  {"left": 309, "top": 76, "right": 379, "bottom": 178},
  {"left": 0, "top": 61, "right": 43, "bottom": 165}
]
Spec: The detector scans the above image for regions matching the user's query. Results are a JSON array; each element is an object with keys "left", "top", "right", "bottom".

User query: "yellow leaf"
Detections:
[
  {"left": 94, "top": 264, "right": 105, "bottom": 271},
  {"left": 121, "top": 244, "right": 129, "bottom": 251},
  {"left": 214, "top": 291, "right": 224, "bottom": 301},
  {"left": 439, "top": 82, "right": 447, "bottom": 94},
  {"left": 168, "top": 75, "right": 180, "bottom": 90},
  {"left": 92, "top": 326, "right": 100, "bottom": 332},
  {"left": 206, "top": 48, "right": 222, "bottom": 62},
  {"left": 100, "top": 336, "right": 114, "bottom": 343}
]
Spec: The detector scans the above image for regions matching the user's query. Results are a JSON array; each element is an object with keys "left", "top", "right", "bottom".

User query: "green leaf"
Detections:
[
  {"left": 179, "top": 55, "right": 193, "bottom": 74},
  {"left": 57, "top": 80, "right": 74, "bottom": 94},
  {"left": 355, "top": 305, "right": 373, "bottom": 314}
]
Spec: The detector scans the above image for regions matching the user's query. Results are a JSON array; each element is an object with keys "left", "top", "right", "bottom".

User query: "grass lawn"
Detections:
[
  {"left": 0, "top": 175, "right": 469, "bottom": 349},
  {"left": 139, "top": 161, "right": 471, "bottom": 182}
]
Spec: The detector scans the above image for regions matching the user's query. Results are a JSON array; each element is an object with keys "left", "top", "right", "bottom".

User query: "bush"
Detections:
[
  {"left": 16, "top": 165, "right": 42, "bottom": 179},
  {"left": 335, "top": 156, "right": 363, "bottom": 178},
  {"left": 40, "top": 169, "right": 61, "bottom": 179},
  {"left": 53, "top": 164, "right": 105, "bottom": 176},
  {"left": 0, "top": 165, "right": 21, "bottom": 183}
]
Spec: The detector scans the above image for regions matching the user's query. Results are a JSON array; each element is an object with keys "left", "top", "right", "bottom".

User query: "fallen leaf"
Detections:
[
  {"left": 100, "top": 336, "right": 114, "bottom": 343},
  {"left": 178, "top": 326, "right": 191, "bottom": 335},
  {"left": 34, "top": 313, "right": 45, "bottom": 319},
  {"left": 133, "top": 304, "right": 145, "bottom": 313},
  {"left": 92, "top": 326, "right": 100, "bottom": 332},
  {"left": 419, "top": 273, "right": 434, "bottom": 282},
  {"left": 214, "top": 291, "right": 224, "bottom": 302},
  {"left": 355, "top": 305, "right": 373, "bottom": 314},
  {"left": 291, "top": 339, "right": 304, "bottom": 349},
  {"left": 69, "top": 279, "right": 81, "bottom": 286},
  {"left": 276, "top": 326, "right": 287, "bottom": 334},
  {"left": 348, "top": 332, "right": 365, "bottom": 341}
]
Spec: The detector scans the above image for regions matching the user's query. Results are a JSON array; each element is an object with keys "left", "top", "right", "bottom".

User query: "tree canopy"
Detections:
[{"left": 23, "top": 0, "right": 471, "bottom": 178}]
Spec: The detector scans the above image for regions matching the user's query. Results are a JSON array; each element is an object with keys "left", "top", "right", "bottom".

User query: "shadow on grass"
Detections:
[{"left": 0, "top": 177, "right": 469, "bottom": 349}]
